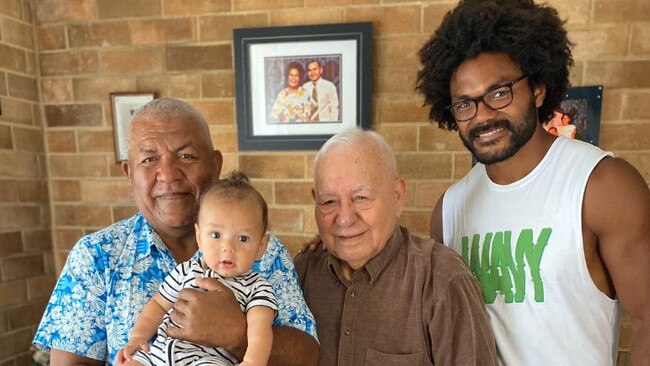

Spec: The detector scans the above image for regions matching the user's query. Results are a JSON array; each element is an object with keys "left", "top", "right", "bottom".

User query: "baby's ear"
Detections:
[{"left": 256, "top": 232, "right": 270, "bottom": 260}]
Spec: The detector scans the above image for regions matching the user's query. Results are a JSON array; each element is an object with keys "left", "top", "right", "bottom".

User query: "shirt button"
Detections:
[
  {"left": 350, "top": 291, "right": 356, "bottom": 298},
  {"left": 345, "top": 329, "right": 351, "bottom": 336}
]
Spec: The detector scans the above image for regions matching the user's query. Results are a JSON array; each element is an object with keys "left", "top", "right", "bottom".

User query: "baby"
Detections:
[{"left": 116, "top": 171, "right": 277, "bottom": 366}]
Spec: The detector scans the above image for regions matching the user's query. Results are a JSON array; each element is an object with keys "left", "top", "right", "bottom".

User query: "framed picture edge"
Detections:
[
  {"left": 110, "top": 91, "right": 158, "bottom": 162},
  {"left": 233, "top": 22, "right": 373, "bottom": 151},
  {"left": 563, "top": 85, "right": 603, "bottom": 146}
]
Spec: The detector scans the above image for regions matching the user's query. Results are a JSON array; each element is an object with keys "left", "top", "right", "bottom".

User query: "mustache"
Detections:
[{"left": 469, "top": 119, "right": 512, "bottom": 138}]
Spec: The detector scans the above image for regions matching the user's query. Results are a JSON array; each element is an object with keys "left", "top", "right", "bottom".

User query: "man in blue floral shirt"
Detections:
[{"left": 33, "top": 98, "right": 318, "bottom": 365}]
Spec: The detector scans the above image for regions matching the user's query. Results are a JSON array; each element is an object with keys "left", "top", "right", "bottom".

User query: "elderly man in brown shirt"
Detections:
[{"left": 294, "top": 128, "right": 496, "bottom": 365}]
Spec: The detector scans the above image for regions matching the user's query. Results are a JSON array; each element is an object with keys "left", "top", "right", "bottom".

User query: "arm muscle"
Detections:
[{"left": 583, "top": 157, "right": 650, "bottom": 364}]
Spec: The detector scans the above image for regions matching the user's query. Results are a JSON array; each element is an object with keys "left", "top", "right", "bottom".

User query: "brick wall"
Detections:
[
  {"left": 0, "top": 0, "right": 53, "bottom": 363},
  {"left": 0, "top": 0, "right": 645, "bottom": 363}
]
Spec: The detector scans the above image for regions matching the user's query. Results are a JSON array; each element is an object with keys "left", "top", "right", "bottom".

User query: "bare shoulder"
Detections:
[
  {"left": 583, "top": 158, "right": 650, "bottom": 348},
  {"left": 588, "top": 156, "right": 646, "bottom": 191},
  {"left": 584, "top": 156, "right": 649, "bottom": 234}
]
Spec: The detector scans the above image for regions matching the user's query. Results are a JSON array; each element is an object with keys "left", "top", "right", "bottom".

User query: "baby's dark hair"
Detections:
[
  {"left": 198, "top": 171, "right": 268, "bottom": 233},
  {"left": 416, "top": 0, "right": 573, "bottom": 130}
]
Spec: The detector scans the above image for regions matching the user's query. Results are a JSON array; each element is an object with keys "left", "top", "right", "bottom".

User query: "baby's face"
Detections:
[{"left": 195, "top": 196, "right": 268, "bottom": 277}]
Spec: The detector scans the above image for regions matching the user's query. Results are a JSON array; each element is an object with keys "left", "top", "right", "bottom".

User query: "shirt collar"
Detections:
[
  {"left": 327, "top": 224, "right": 404, "bottom": 286},
  {"left": 133, "top": 212, "right": 175, "bottom": 262}
]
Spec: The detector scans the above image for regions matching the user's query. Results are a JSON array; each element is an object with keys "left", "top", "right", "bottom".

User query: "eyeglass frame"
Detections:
[{"left": 447, "top": 75, "right": 528, "bottom": 123}]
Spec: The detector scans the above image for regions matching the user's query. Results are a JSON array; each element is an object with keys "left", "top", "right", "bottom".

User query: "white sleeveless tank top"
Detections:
[{"left": 442, "top": 137, "right": 620, "bottom": 365}]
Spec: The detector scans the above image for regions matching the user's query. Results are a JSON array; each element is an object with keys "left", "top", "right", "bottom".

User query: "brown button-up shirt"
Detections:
[{"left": 295, "top": 225, "right": 496, "bottom": 366}]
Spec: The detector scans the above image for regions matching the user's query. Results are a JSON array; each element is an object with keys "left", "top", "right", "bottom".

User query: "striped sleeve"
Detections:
[
  {"left": 242, "top": 273, "right": 278, "bottom": 313},
  {"left": 158, "top": 260, "right": 195, "bottom": 304}
]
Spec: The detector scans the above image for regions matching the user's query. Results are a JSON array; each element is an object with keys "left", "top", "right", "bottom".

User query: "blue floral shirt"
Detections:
[{"left": 33, "top": 213, "right": 316, "bottom": 364}]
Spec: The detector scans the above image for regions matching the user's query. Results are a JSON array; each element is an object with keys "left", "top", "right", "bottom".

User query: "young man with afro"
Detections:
[{"left": 417, "top": 0, "right": 650, "bottom": 364}]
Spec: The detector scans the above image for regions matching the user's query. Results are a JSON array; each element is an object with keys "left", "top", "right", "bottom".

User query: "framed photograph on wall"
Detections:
[
  {"left": 233, "top": 22, "right": 373, "bottom": 150},
  {"left": 110, "top": 92, "right": 157, "bottom": 161},
  {"left": 543, "top": 85, "right": 603, "bottom": 146}
]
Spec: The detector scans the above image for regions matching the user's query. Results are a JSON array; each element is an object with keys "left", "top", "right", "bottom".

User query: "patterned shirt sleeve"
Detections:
[
  {"left": 253, "top": 235, "right": 318, "bottom": 341},
  {"left": 32, "top": 236, "right": 110, "bottom": 361}
]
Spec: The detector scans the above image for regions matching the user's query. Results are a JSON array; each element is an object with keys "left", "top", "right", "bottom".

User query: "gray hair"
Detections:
[
  {"left": 127, "top": 97, "right": 214, "bottom": 153},
  {"left": 314, "top": 128, "right": 397, "bottom": 177}
]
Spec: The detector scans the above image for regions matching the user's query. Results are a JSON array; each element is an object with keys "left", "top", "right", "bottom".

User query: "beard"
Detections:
[{"left": 460, "top": 101, "right": 539, "bottom": 165}]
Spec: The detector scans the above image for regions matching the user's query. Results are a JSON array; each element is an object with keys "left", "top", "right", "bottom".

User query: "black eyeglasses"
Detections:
[{"left": 448, "top": 75, "right": 528, "bottom": 122}]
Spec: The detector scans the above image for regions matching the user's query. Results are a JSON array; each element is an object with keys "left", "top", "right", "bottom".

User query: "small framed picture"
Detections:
[
  {"left": 543, "top": 85, "right": 603, "bottom": 146},
  {"left": 110, "top": 92, "right": 157, "bottom": 161},
  {"left": 233, "top": 22, "right": 373, "bottom": 150}
]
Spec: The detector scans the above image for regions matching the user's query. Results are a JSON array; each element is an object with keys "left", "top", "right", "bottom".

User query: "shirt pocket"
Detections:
[{"left": 365, "top": 349, "right": 423, "bottom": 366}]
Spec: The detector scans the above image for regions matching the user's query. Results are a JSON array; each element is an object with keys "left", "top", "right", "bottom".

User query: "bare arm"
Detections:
[
  {"left": 583, "top": 157, "right": 650, "bottom": 365},
  {"left": 50, "top": 350, "right": 104, "bottom": 366},
  {"left": 129, "top": 293, "right": 170, "bottom": 342},
  {"left": 167, "top": 277, "right": 318, "bottom": 366},
  {"left": 240, "top": 307, "right": 275, "bottom": 366},
  {"left": 167, "top": 278, "right": 247, "bottom": 352},
  {"left": 267, "top": 326, "right": 318, "bottom": 366},
  {"left": 430, "top": 194, "right": 444, "bottom": 243}
]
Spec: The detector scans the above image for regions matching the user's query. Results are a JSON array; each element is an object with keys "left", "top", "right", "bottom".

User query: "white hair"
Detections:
[
  {"left": 314, "top": 128, "right": 397, "bottom": 177},
  {"left": 127, "top": 98, "right": 213, "bottom": 153}
]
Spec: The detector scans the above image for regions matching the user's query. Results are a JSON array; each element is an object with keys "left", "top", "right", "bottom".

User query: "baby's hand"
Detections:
[{"left": 115, "top": 338, "right": 150, "bottom": 365}]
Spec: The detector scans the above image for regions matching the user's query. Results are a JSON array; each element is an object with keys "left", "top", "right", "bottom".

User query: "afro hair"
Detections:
[{"left": 416, "top": 0, "right": 573, "bottom": 130}]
